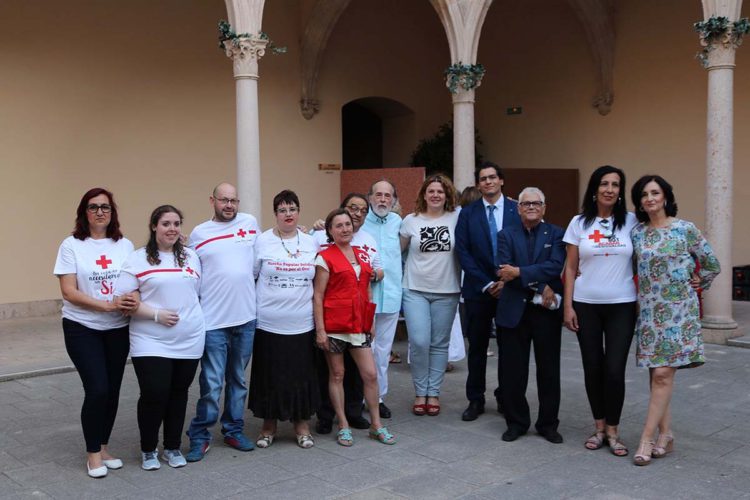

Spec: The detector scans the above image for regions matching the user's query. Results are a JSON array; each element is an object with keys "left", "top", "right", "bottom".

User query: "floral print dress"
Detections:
[{"left": 631, "top": 219, "right": 720, "bottom": 368}]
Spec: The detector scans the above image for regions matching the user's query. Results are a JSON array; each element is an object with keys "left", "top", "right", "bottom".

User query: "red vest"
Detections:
[{"left": 320, "top": 245, "right": 376, "bottom": 334}]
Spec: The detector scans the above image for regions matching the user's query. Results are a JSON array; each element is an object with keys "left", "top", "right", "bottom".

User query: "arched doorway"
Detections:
[{"left": 341, "top": 97, "right": 416, "bottom": 170}]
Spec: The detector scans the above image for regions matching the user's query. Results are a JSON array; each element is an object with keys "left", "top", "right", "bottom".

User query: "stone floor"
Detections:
[{"left": 1, "top": 304, "right": 750, "bottom": 499}]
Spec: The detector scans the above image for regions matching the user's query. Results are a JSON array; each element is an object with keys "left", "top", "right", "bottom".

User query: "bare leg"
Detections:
[
  {"left": 87, "top": 451, "right": 103, "bottom": 468},
  {"left": 261, "top": 418, "right": 277, "bottom": 436},
  {"left": 325, "top": 352, "right": 348, "bottom": 429},
  {"left": 349, "top": 347, "right": 382, "bottom": 430},
  {"left": 293, "top": 420, "right": 311, "bottom": 435},
  {"left": 639, "top": 367, "right": 676, "bottom": 442}
]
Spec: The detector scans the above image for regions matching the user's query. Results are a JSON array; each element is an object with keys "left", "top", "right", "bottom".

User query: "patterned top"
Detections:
[{"left": 631, "top": 219, "right": 720, "bottom": 368}]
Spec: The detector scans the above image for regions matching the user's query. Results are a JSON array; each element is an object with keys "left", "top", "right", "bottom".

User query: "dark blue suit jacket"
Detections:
[
  {"left": 494, "top": 222, "right": 566, "bottom": 329},
  {"left": 456, "top": 197, "right": 521, "bottom": 301}
]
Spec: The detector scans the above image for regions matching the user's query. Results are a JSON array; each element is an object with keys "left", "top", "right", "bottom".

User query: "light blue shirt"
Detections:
[{"left": 362, "top": 210, "right": 403, "bottom": 314}]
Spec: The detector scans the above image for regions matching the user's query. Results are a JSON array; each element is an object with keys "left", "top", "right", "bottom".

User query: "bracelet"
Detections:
[{"left": 154, "top": 309, "right": 159, "bottom": 323}]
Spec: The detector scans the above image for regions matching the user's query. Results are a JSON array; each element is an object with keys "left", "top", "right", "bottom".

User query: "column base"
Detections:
[{"left": 702, "top": 315, "right": 740, "bottom": 345}]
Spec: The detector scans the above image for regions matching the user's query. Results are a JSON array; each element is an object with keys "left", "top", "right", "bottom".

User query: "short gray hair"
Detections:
[{"left": 518, "top": 187, "right": 545, "bottom": 204}]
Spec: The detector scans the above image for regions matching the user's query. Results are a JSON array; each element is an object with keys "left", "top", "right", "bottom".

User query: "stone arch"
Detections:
[
  {"left": 341, "top": 97, "right": 416, "bottom": 170},
  {"left": 299, "top": 0, "right": 353, "bottom": 119}
]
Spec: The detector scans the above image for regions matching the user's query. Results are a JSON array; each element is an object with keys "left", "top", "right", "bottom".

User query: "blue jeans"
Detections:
[
  {"left": 186, "top": 320, "right": 256, "bottom": 443},
  {"left": 402, "top": 289, "right": 460, "bottom": 397}
]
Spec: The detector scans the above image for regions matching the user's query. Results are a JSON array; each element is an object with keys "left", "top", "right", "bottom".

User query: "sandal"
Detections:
[
  {"left": 337, "top": 428, "right": 353, "bottom": 447},
  {"left": 296, "top": 434, "right": 315, "bottom": 449},
  {"left": 652, "top": 433, "right": 674, "bottom": 458},
  {"left": 426, "top": 398, "right": 440, "bottom": 416},
  {"left": 369, "top": 426, "right": 396, "bottom": 445},
  {"left": 256, "top": 434, "right": 275, "bottom": 449},
  {"left": 606, "top": 434, "right": 629, "bottom": 457},
  {"left": 584, "top": 430, "right": 605, "bottom": 450},
  {"left": 633, "top": 440, "right": 654, "bottom": 466},
  {"left": 389, "top": 351, "right": 402, "bottom": 364}
]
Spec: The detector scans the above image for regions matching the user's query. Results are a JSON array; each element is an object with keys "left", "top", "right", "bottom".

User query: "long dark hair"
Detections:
[
  {"left": 73, "top": 188, "right": 123, "bottom": 241},
  {"left": 580, "top": 165, "right": 627, "bottom": 231},
  {"left": 631, "top": 175, "right": 678, "bottom": 223},
  {"left": 146, "top": 205, "right": 186, "bottom": 267}
]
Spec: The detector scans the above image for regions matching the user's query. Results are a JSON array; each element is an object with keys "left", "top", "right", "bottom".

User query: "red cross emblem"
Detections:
[
  {"left": 588, "top": 230, "right": 605, "bottom": 243},
  {"left": 96, "top": 255, "right": 112, "bottom": 269},
  {"left": 362, "top": 244, "right": 370, "bottom": 252},
  {"left": 185, "top": 267, "right": 195, "bottom": 275},
  {"left": 237, "top": 229, "right": 246, "bottom": 238}
]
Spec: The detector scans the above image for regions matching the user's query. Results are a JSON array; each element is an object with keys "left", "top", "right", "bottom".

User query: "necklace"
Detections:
[{"left": 278, "top": 229, "right": 301, "bottom": 258}]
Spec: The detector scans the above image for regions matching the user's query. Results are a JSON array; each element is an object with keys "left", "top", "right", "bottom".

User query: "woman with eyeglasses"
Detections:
[
  {"left": 54, "top": 188, "right": 139, "bottom": 478},
  {"left": 248, "top": 190, "right": 320, "bottom": 449},
  {"left": 400, "top": 174, "right": 461, "bottom": 417},
  {"left": 114, "top": 205, "right": 204, "bottom": 471},
  {"left": 562, "top": 166, "right": 638, "bottom": 457},
  {"left": 629, "top": 175, "right": 719, "bottom": 466}
]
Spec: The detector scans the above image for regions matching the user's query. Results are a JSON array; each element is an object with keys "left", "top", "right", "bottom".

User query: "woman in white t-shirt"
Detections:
[
  {"left": 400, "top": 174, "right": 461, "bottom": 417},
  {"left": 563, "top": 166, "right": 638, "bottom": 457},
  {"left": 114, "top": 205, "right": 204, "bottom": 471},
  {"left": 248, "top": 190, "right": 320, "bottom": 449},
  {"left": 53, "top": 188, "right": 138, "bottom": 478}
]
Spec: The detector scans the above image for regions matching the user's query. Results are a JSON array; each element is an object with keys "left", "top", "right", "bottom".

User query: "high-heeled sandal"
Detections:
[
  {"left": 584, "top": 430, "right": 605, "bottom": 450},
  {"left": 633, "top": 440, "right": 654, "bottom": 466},
  {"left": 652, "top": 433, "right": 674, "bottom": 458},
  {"left": 606, "top": 434, "right": 629, "bottom": 457}
]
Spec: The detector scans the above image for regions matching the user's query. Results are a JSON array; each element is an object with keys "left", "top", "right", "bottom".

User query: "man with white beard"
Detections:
[{"left": 361, "top": 180, "right": 403, "bottom": 419}]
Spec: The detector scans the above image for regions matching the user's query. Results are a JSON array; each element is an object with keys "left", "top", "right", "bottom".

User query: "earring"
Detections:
[
  {"left": 638, "top": 205, "right": 645, "bottom": 212},
  {"left": 664, "top": 201, "right": 667, "bottom": 208},
  {"left": 592, "top": 195, "right": 596, "bottom": 202},
  {"left": 618, "top": 197, "right": 622, "bottom": 202}
]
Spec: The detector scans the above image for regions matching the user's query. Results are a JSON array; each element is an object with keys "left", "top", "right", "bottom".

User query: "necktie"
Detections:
[{"left": 488, "top": 205, "right": 498, "bottom": 265}]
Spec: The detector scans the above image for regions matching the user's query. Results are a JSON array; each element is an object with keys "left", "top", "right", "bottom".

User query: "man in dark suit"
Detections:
[
  {"left": 456, "top": 162, "right": 520, "bottom": 421},
  {"left": 495, "top": 187, "right": 566, "bottom": 443}
]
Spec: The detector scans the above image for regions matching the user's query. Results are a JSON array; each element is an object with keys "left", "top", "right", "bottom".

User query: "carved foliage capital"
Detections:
[
  {"left": 224, "top": 35, "right": 269, "bottom": 79},
  {"left": 300, "top": 99, "right": 320, "bottom": 120}
]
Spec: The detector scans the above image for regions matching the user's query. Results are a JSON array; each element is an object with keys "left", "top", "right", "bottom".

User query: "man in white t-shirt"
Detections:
[{"left": 185, "top": 183, "right": 260, "bottom": 462}]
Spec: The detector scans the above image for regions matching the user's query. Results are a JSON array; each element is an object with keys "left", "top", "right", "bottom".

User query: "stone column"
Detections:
[
  {"left": 699, "top": 2, "right": 744, "bottom": 334},
  {"left": 224, "top": 35, "right": 268, "bottom": 220},
  {"left": 451, "top": 88, "right": 478, "bottom": 191}
]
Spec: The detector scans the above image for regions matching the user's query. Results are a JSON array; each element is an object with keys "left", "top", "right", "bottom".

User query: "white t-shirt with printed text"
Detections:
[
  {"left": 53, "top": 236, "right": 134, "bottom": 330},
  {"left": 254, "top": 229, "right": 317, "bottom": 335},
  {"left": 563, "top": 212, "right": 638, "bottom": 304},
  {"left": 189, "top": 212, "right": 259, "bottom": 330},
  {"left": 115, "top": 248, "right": 205, "bottom": 359}
]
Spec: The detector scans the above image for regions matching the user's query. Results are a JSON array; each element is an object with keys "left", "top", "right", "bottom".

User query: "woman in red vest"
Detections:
[{"left": 313, "top": 208, "right": 396, "bottom": 447}]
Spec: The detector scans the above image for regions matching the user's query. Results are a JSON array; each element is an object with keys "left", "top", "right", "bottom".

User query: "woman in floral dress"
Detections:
[{"left": 629, "top": 175, "right": 720, "bottom": 466}]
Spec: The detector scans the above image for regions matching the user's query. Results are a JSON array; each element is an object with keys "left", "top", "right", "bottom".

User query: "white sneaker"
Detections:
[
  {"left": 141, "top": 450, "right": 161, "bottom": 471},
  {"left": 162, "top": 449, "right": 187, "bottom": 468}
]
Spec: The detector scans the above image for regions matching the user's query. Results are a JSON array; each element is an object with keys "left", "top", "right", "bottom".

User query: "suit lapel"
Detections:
[
  {"left": 532, "top": 223, "right": 549, "bottom": 262},
  {"left": 477, "top": 201, "right": 492, "bottom": 245}
]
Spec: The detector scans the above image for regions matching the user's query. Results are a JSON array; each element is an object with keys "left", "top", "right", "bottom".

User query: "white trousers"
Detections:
[{"left": 371, "top": 312, "right": 400, "bottom": 400}]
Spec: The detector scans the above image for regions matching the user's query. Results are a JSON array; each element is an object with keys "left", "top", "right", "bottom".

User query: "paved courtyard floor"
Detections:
[{"left": 1, "top": 311, "right": 750, "bottom": 499}]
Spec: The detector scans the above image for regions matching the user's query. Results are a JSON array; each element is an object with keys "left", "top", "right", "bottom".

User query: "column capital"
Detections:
[
  {"left": 696, "top": 15, "right": 748, "bottom": 69},
  {"left": 224, "top": 35, "right": 269, "bottom": 79},
  {"left": 445, "top": 63, "right": 485, "bottom": 95}
]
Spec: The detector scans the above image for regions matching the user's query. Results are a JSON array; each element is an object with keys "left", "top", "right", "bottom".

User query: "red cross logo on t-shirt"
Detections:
[
  {"left": 96, "top": 255, "right": 112, "bottom": 269},
  {"left": 588, "top": 230, "right": 605, "bottom": 244},
  {"left": 237, "top": 229, "right": 246, "bottom": 238},
  {"left": 185, "top": 267, "right": 195, "bottom": 275},
  {"left": 362, "top": 244, "right": 370, "bottom": 252}
]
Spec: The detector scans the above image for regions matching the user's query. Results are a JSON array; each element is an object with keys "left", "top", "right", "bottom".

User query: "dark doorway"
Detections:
[{"left": 342, "top": 102, "right": 382, "bottom": 170}]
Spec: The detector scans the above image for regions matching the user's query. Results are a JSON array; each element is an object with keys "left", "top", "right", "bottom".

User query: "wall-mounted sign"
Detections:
[
  {"left": 318, "top": 163, "right": 342, "bottom": 171},
  {"left": 507, "top": 106, "right": 523, "bottom": 115}
]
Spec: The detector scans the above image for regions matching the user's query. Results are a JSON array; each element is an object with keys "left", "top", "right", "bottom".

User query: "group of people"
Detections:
[{"left": 54, "top": 162, "right": 720, "bottom": 478}]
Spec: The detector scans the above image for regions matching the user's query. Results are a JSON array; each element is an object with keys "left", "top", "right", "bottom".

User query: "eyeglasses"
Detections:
[
  {"left": 87, "top": 204, "right": 112, "bottom": 213},
  {"left": 598, "top": 219, "right": 614, "bottom": 239},
  {"left": 276, "top": 207, "right": 299, "bottom": 215},
  {"left": 216, "top": 198, "right": 239, "bottom": 205},
  {"left": 519, "top": 201, "right": 544, "bottom": 208},
  {"left": 346, "top": 205, "right": 369, "bottom": 215}
]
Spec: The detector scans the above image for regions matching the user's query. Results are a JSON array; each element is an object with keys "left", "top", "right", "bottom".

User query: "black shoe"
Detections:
[
  {"left": 315, "top": 418, "right": 332, "bottom": 435},
  {"left": 502, "top": 427, "right": 525, "bottom": 442},
  {"left": 539, "top": 429, "right": 564, "bottom": 444},
  {"left": 461, "top": 401, "right": 485, "bottom": 421},
  {"left": 379, "top": 402, "right": 392, "bottom": 419},
  {"left": 348, "top": 415, "right": 370, "bottom": 430}
]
